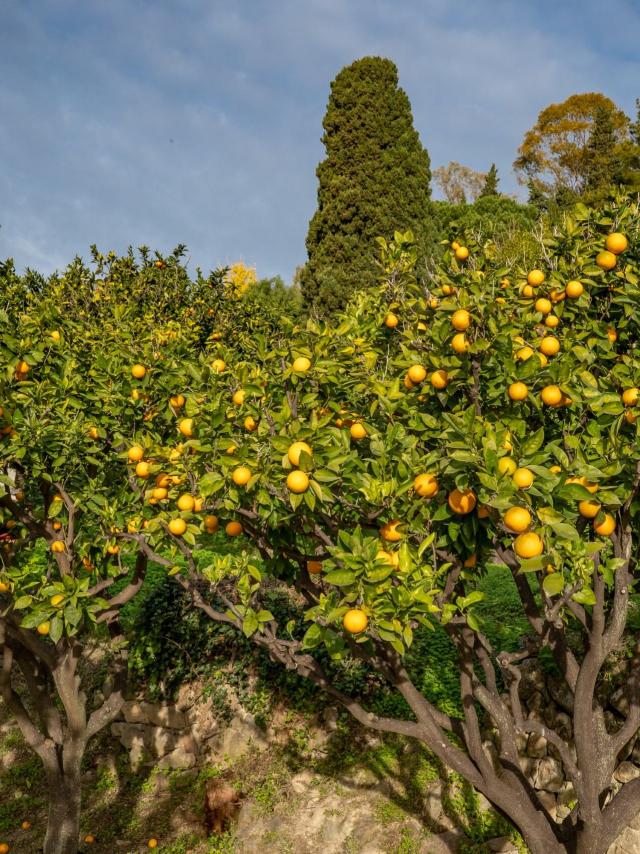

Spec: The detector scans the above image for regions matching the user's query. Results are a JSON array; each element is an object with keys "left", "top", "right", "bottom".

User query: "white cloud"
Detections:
[{"left": 0, "top": 0, "right": 639, "bottom": 282}]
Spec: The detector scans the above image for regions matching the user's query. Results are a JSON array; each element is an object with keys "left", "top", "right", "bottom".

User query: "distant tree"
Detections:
[
  {"left": 224, "top": 261, "right": 258, "bottom": 297},
  {"left": 479, "top": 163, "right": 500, "bottom": 197},
  {"left": 631, "top": 98, "right": 640, "bottom": 145},
  {"left": 514, "top": 93, "right": 629, "bottom": 195},
  {"left": 527, "top": 179, "right": 548, "bottom": 210},
  {"left": 584, "top": 106, "right": 619, "bottom": 195},
  {"left": 553, "top": 184, "right": 581, "bottom": 210},
  {"left": 433, "top": 161, "right": 486, "bottom": 204},
  {"left": 614, "top": 143, "right": 640, "bottom": 197},
  {"left": 253, "top": 275, "right": 303, "bottom": 319},
  {"left": 300, "top": 57, "right": 431, "bottom": 314},
  {"left": 613, "top": 99, "right": 640, "bottom": 197},
  {"left": 427, "top": 195, "right": 538, "bottom": 264}
]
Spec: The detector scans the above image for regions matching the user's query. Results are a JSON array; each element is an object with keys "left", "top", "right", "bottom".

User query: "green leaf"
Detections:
[
  {"left": 430, "top": 503, "right": 451, "bottom": 522},
  {"left": 459, "top": 591, "right": 485, "bottom": 608},
  {"left": 389, "top": 637, "right": 405, "bottom": 655},
  {"left": 523, "top": 428, "right": 545, "bottom": 455},
  {"left": 49, "top": 616, "right": 64, "bottom": 643},
  {"left": 323, "top": 629, "right": 346, "bottom": 658},
  {"left": 301, "top": 623, "right": 323, "bottom": 649},
  {"left": 572, "top": 588, "right": 597, "bottom": 606},
  {"left": 198, "top": 473, "right": 224, "bottom": 497},
  {"left": 537, "top": 506, "right": 565, "bottom": 525},
  {"left": 518, "top": 556, "right": 546, "bottom": 572},
  {"left": 542, "top": 572, "right": 564, "bottom": 596},
  {"left": 290, "top": 492, "right": 304, "bottom": 511},
  {"left": 367, "top": 566, "right": 394, "bottom": 583},
  {"left": 247, "top": 564, "right": 262, "bottom": 581},
  {"left": 551, "top": 522, "right": 580, "bottom": 541},
  {"left": 398, "top": 542, "right": 412, "bottom": 572},
  {"left": 20, "top": 609, "right": 53, "bottom": 629},
  {"left": 242, "top": 612, "right": 259, "bottom": 638},
  {"left": 418, "top": 532, "right": 435, "bottom": 558},
  {"left": 557, "top": 484, "right": 596, "bottom": 501},
  {"left": 323, "top": 568, "right": 357, "bottom": 587},
  {"left": 403, "top": 624, "right": 414, "bottom": 647},
  {"left": 466, "top": 611, "right": 480, "bottom": 631}
]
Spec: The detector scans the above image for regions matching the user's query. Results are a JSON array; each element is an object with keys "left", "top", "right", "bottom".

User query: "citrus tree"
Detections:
[
  {"left": 125, "top": 201, "right": 640, "bottom": 854},
  {"left": 0, "top": 255, "right": 208, "bottom": 854}
]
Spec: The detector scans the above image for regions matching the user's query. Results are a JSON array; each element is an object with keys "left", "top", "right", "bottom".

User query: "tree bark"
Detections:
[
  {"left": 175, "top": 553, "right": 640, "bottom": 854},
  {"left": 43, "top": 747, "right": 83, "bottom": 854}
]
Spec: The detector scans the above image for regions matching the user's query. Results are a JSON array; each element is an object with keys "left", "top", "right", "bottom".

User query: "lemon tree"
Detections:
[
  {"left": 132, "top": 202, "right": 640, "bottom": 854},
  {"left": 0, "top": 252, "right": 207, "bottom": 854}
]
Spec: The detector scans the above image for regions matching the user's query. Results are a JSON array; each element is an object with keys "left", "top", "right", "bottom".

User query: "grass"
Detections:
[
  {"left": 123, "top": 554, "right": 532, "bottom": 728},
  {"left": 375, "top": 800, "right": 407, "bottom": 826},
  {"left": 0, "top": 544, "right": 534, "bottom": 851},
  {"left": 0, "top": 696, "right": 528, "bottom": 852}
]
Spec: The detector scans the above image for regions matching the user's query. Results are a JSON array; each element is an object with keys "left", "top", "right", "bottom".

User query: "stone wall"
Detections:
[
  {"left": 108, "top": 658, "right": 640, "bottom": 849},
  {"left": 479, "top": 658, "right": 640, "bottom": 826},
  {"left": 110, "top": 681, "right": 270, "bottom": 771}
]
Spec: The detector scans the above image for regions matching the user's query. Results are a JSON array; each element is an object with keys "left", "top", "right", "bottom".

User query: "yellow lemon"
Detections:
[
  {"left": 407, "top": 364, "right": 427, "bottom": 384},
  {"left": 503, "top": 507, "right": 531, "bottom": 533},
  {"left": 497, "top": 457, "right": 517, "bottom": 476},
  {"left": 287, "top": 470, "right": 309, "bottom": 493},
  {"left": 178, "top": 418, "right": 194, "bottom": 437},
  {"left": 343, "top": 609, "right": 368, "bottom": 633},
  {"left": 431, "top": 370, "right": 448, "bottom": 389},
  {"left": 508, "top": 382, "right": 528, "bottom": 401},
  {"left": 513, "top": 468, "right": 534, "bottom": 489},
  {"left": 288, "top": 441, "right": 312, "bottom": 466},
  {"left": 596, "top": 251, "right": 617, "bottom": 270},
  {"left": 168, "top": 518, "right": 187, "bottom": 536},
  {"left": 381, "top": 520, "right": 404, "bottom": 542},
  {"left": 451, "top": 333, "right": 469, "bottom": 354},
  {"left": 414, "top": 473, "right": 439, "bottom": 497},
  {"left": 292, "top": 356, "right": 311, "bottom": 372},
  {"left": 451, "top": 309, "right": 471, "bottom": 331},
  {"left": 540, "top": 385, "right": 563, "bottom": 406},
  {"left": 232, "top": 467, "right": 252, "bottom": 486},
  {"left": 177, "top": 494, "right": 196, "bottom": 511},
  {"left": 527, "top": 270, "right": 545, "bottom": 286},
  {"left": 605, "top": 233, "right": 628, "bottom": 255},
  {"left": 539, "top": 336, "right": 560, "bottom": 356},
  {"left": 594, "top": 513, "right": 616, "bottom": 536},
  {"left": 385, "top": 313, "right": 399, "bottom": 328},
  {"left": 350, "top": 423, "right": 367, "bottom": 440},
  {"left": 565, "top": 280, "right": 584, "bottom": 298},
  {"left": 448, "top": 488, "right": 477, "bottom": 515},
  {"left": 514, "top": 532, "right": 543, "bottom": 558}
]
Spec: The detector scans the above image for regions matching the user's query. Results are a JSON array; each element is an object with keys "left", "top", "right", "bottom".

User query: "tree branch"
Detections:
[{"left": 96, "top": 552, "right": 147, "bottom": 624}]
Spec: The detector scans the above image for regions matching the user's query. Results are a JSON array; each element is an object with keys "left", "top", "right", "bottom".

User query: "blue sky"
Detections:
[{"left": 1, "top": 0, "right": 639, "bottom": 283}]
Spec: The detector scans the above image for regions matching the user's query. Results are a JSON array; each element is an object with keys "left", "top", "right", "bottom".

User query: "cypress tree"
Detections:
[
  {"left": 584, "top": 105, "right": 618, "bottom": 193},
  {"left": 621, "top": 99, "right": 640, "bottom": 193},
  {"left": 630, "top": 98, "right": 640, "bottom": 146},
  {"left": 301, "top": 57, "right": 431, "bottom": 313},
  {"left": 527, "top": 179, "right": 547, "bottom": 210},
  {"left": 479, "top": 163, "right": 499, "bottom": 197}
]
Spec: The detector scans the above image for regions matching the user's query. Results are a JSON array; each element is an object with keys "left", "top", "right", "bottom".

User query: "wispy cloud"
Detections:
[{"left": 1, "top": 0, "right": 639, "bottom": 282}]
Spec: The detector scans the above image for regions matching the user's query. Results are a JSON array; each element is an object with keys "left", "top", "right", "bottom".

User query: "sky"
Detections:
[{"left": 1, "top": 0, "right": 639, "bottom": 284}]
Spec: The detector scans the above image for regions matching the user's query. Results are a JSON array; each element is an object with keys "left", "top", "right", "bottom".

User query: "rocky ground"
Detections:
[
  {"left": 0, "top": 674, "right": 524, "bottom": 854},
  {"left": 1, "top": 658, "right": 640, "bottom": 853}
]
